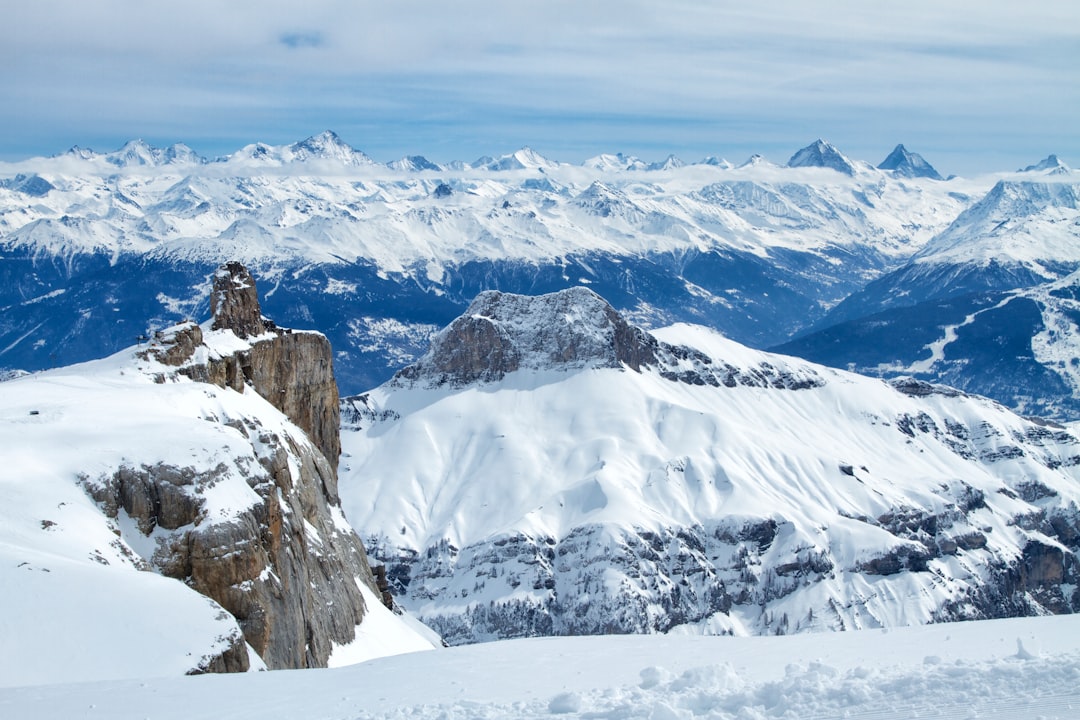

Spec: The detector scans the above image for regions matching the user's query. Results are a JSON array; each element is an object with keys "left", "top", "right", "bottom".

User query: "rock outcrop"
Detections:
[
  {"left": 392, "top": 287, "right": 823, "bottom": 391},
  {"left": 148, "top": 262, "right": 341, "bottom": 472},
  {"left": 93, "top": 262, "right": 376, "bottom": 670}
]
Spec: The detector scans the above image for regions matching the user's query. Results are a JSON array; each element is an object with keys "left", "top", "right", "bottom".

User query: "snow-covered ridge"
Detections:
[{"left": 340, "top": 290, "right": 1080, "bottom": 644}]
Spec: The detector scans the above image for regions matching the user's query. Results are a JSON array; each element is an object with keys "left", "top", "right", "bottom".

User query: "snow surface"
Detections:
[
  {"left": 2, "top": 614, "right": 1078, "bottom": 719},
  {"left": 0, "top": 331, "right": 436, "bottom": 686},
  {"left": 340, "top": 314, "right": 1080, "bottom": 638}
]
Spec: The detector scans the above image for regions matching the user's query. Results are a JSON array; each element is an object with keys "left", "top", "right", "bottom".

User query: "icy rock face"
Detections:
[
  {"left": 394, "top": 287, "right": 658, "bottom": 385},
  {"left": 392, "top": 287, "right": 823, "bottom": 390},
  {"left": 786, "top": 139, "right": 856, "bottom": 176},
  {"left": 103, "top": 263, "right": 375, "bottom": 670}
]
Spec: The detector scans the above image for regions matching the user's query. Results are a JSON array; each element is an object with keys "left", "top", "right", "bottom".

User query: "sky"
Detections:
[{"left": 2, "top": 0, "right": 1077, "bottom": 176}]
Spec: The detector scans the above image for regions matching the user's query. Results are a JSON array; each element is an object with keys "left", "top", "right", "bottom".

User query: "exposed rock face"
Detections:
[
  {"left": 102, "top": 262, "right": 373, "bottom": 670},
  {"left": 394, "top": 287, "right": 658, "bottom": 385},
  {"left": 149, "top": 265, "right": 341, "bottom": 471},
  {"left": 211, "top": 261, "right": 266, "bottom": 339},
  {"left": 392, "top": 287, "right": 823, "bottom": 391}
]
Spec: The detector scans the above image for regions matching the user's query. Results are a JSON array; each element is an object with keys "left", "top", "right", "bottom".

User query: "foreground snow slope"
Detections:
[
  {"left": 0, "top": 285, "right": 437, "bottom": 684},
  {"left": 340, "top": 288, "right": 1080, "bottom": 643},
  {"left": 3, "top": 614, "right": 1079, "bottom": 719}
]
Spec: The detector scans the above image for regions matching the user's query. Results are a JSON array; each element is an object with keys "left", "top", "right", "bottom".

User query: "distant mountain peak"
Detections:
[
  {"left": 738, "top": 153, "right": 770, "bottom": 169},
  {"left": 583, "top": 153, "right": 646, "bottom": 171},
  {"left": 787, "top": 139, "right": 855, "bottom": 176},
  {"left": 288, "top": 130, "right": 374, "bottom": 166},
  {"left": 878, "top": 144, "right": 943, "bottom": 180},
  {"left": 647, "top": 154, "right": 684, "bottom": 171},
  {"left": 479, "top": 147, "right": 559, "bottom": 171},
  {"left": 388, "top": 155, "right": 443, "bottom": 172},
  {"left": 1021, "top": 154, "right": 1071, "bottom": 174}
]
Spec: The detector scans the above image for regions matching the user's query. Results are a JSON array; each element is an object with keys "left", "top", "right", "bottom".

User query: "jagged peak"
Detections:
[
  {"left": 479, "top": 147, "right": 560, "bottom": 171},
  {"left": 877, "top": 144, "right": 943, "bottom": 180},
  {"left": 698, "top": 156, "right": 733, "bottom": 169},
  {"left": 392, "top": 287, "right": 825, "bottom": 391},
  {"left": 210, "top": 261, "right": 268, "bottom": 339},
  {"left": 787, "top": 139, "right": 855, "bottom": 175},
  {"left": 388, "top": 155, "right": 443, "bottom": 172},
  {"left": 288, "top": 130, "right": 374, "bottom": 166},
  {"left": 647, "top": 154, "right": 685, "bottom": 171},
  {"left": 393, "top": 287, "right": 655, "bottom": 386},
  {"left": 583, "top": 153, "right": 647, "bottom": 171},
  {"left": 737, "top": 153, "right": 772, "bottom": 169},
  {"left": 1020, "top": 154, "right": 1071, "bottom": 174}
]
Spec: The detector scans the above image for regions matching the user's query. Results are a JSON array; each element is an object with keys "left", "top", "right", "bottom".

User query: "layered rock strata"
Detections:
[{"left": 83, "top": 262, "right": 377, "bottom": 670}]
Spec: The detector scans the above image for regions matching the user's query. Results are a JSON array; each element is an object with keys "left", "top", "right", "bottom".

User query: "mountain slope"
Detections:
[
  {"left": 775, "top": 267, "right": 1080, "bottom": 421},
  {"left": 0, "top": 263, "right": 437, "bottom": 685},
  {"left": 339, "top": 288, "right": 1080, "bottom": 644}
]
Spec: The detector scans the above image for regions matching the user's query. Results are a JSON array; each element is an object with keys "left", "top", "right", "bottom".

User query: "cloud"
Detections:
[
  {"left": 279, "top": 31, "right": 326, "bottom": 50},
  {"left": 0, "top": 0, "right": 1077, "bottom": 174}
]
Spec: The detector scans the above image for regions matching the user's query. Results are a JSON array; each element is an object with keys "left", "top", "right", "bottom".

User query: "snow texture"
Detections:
[{"left": 2, "top": 614, "right": 1078, "bottom": 719}]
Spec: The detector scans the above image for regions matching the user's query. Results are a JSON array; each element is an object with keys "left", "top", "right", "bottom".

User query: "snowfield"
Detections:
[
  {"left": 3, "top": 614, "right": 1078, "bottom": 719},
  {"left": 0, "top": 327, "right": 436, "bottom": 686}
]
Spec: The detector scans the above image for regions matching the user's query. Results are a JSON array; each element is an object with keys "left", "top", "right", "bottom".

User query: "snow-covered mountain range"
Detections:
[
  {"left": 339, "top": 287, "right": 1080, "bottom": 644},
  {"left": 780, "top": 177, "right": 1080, "bottom": 419},
  {"left": 6, "top": 133, "right": 1071, "bottom": 408}
]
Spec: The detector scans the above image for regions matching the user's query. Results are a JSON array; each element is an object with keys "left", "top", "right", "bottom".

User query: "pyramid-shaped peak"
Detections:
[
  {"left": 288, "top": 131, "right": 373, "bottom": 166},
  {"left": 877, "top": 144, "right": 943, "bottom": 180},
  {"left": 481, "top": 147, "right": 560, "bottom": 171},
  {"left": 738, "top": 153, "right": 770, "bottom": 168},
  {"left": 1021, "top": 154, "right": 1071, "bottom": 173},
  {"left": 647, "top": 154, "right": 685, "bottom": 171},
  {"left": 787, "top": 139, "right": 855, "bottom": 176}
]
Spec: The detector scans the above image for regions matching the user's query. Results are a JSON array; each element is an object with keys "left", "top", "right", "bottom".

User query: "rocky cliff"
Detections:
[
  {"left": 78, "top": 262, "right": 377, "bottom": 670},
  {"left": 392, "top": 286, "right": 823, "bottom": 391}
]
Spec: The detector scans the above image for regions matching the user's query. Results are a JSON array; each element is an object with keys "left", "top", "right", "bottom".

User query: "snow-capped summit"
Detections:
[
  {"left": 737, "top": 153, "right": 772, "bottom": 169},
  {"left": 912, "top": 180, "right": 1080, "bottom": 268},
  {"left": 877, "top": 144, "right": 943, "bottom": 180},
  {"left": 1020, "top": 154, "right": 1071, "bottom": 175},
  {"left": 388, "top": 155, "right": 443, "bottom": 172},
  {"left": 286, "top": 130, "right": 376, "bottom": 166},
  {"left": 54, "top": 140, "right": 205, "bottom": 168},
  {"left": 698, "top": 155, "right": 734, "bottom": 169},
  {"left": 582, "top": 152, "right": 647, "bottom": 171},
  {"left": 479, "top": 147, "right": 560, "bottom": 171},
  {"left": 222, "top": 131, "right": 374, "bottom": 167},
  {"left": 647, "top": 154, "right": 685, "bottom": 171},
  {"left": 786, "top": 139, "right": 856, "bottom": 175}
]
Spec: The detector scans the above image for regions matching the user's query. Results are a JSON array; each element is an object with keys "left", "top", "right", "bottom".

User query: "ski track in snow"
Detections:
[{"left": 881, "top": 295, "right": 1016, "bottom": 375}]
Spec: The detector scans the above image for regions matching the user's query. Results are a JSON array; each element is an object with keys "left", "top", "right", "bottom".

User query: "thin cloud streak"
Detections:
[{"left": 1, "top": 0, "right": 1077, "bottom": 174}]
